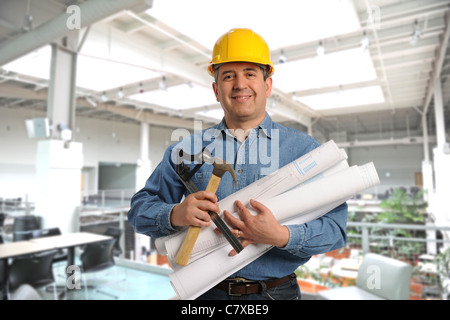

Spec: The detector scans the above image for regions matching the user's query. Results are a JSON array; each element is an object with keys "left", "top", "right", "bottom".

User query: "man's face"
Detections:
[{"left": 212, "top": 62, "right": 272, "bottom": 129}]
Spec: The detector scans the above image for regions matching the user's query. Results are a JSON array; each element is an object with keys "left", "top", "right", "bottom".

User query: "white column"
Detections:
[
  {"left": 433, "top": 77, "right": 447, "bottom": 151},
  {"left": 135, "top": 122, "right": 152, "bottom": 260},
  {"left": 135, "top": 122, "right": 152, "bottom": 191},
  {"left": 432, "top": 77, "right": 450, "bottom": 250},
  {"left": 47, "top": 42, "right": 78, "bottom": 138},
  {"left": 35, "top": 140, "right": 83, "bottom": 233}
]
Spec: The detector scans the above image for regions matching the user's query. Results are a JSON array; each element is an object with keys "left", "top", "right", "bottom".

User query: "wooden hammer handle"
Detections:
[{"left": 174, "top": 174, "right": 222, "bottom": 266}]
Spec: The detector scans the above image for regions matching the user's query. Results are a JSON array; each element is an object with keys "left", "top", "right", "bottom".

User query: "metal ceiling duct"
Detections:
[{"left": 0, "top": 0, "right": 153, "bottom": 66}]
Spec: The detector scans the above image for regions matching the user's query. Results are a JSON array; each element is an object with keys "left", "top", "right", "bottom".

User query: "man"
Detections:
[{"left": 128, "top": 28, "right": 348, "bottom": 300}]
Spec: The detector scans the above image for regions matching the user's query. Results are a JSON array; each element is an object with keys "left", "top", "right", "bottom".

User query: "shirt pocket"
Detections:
[{"left": 190, "top": 171, "right": 215, "bottom": 195}]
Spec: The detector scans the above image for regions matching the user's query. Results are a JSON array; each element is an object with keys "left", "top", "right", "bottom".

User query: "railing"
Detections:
[
  {"left": 76, "top": 195, "right": 450, "bottom": 299},
  {"left": 347, "top": 221, "right": 450, "bottom": 256},
  {"left": 81, "top": 189, "right": 135, "bottom": 208}
]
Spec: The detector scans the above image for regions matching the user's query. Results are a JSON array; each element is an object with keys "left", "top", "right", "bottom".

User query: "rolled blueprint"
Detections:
[
  {"left": 168, "top": 161, "right": 380, "bottom": 299},
  {"left": 155, "top": 139, "right": 347, "bottom": 258}
]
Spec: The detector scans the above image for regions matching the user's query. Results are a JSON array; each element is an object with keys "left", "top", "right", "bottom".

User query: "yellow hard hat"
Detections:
[{"left": 208, "top": 28, "right": 274, "bottom": 77}]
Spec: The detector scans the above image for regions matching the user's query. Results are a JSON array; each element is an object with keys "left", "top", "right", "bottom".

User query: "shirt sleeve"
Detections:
[
  {"left": 127, "top": 145, "right": 185, "bottom": 238},
  {"left": 279, "top": 202, "right": 348, "bottom": 258}
]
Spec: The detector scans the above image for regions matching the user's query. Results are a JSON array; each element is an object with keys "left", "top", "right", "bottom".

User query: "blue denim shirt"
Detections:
[{"left": 128, "top": 113, "right": 348, "bottom": 280}]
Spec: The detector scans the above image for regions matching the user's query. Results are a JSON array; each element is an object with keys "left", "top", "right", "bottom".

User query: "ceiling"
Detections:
[{"left": 0, "top": 0, "right": 449, "bottom": 147}]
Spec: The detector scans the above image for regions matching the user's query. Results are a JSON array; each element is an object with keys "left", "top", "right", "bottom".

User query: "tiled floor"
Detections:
[{"left": 35, "top": 262, "right": 176, "bottom": 300}]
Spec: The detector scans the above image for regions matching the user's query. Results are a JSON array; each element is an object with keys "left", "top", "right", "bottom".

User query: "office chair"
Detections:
[
  {"left": 317, "top": 253, "right": 412, "bottom": 300},
  {"left": 79, "top": 238, "right": 119, "bottom": 299},
  {"left": 12, "top": 215, "right": 40, "bottom": 241},
  {"left": 0, "top": 258, "right": 5, "bottom": 298},
  {"left": 0, "top": 212, "right": 7, "bottom": 236},
  {"left": 30, "top": 227, "right": 68, "bottom": 263},
  {"left": 8, "top": 250, "right": 63, "bottom": 300},
  {"left": 104, "top": 227, "right": 123, "bottom": 256}
]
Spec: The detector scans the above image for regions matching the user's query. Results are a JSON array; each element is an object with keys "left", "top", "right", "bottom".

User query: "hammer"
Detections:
[{"left": 174, "top": 152, "right": 238, "bottom": 266}]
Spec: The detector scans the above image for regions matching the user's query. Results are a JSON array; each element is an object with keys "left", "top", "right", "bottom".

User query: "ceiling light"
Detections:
[
  {"left": 279, "top": 50, "right": 286, "bottom": 64},
  {"left": 317, "top": 41, "right": 325, "bottom": 57},
  {"left": 159, "top": 76, "right": 167, "bottom": 91},
  {"left": 361, "top": 32, "right": 370, "bottom": 53},
  {"left": 118, "top": 88, "right": 124, "bottom": 99},
  {"left": 410, "top": 20, "right": 422, "bottom": 46}
]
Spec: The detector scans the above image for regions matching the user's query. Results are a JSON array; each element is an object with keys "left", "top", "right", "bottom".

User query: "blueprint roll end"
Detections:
[{"left": 360, "top": 162, "right": 381, "bottom": 188}]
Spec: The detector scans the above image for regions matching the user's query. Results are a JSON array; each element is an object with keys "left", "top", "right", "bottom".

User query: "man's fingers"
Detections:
[
  {"left": 229, "top": 239, "right": 253, "bottom": 256},
  {"left": 234, "top": 200, "right": 254, "bottom": 221},
  {"left": 223, "top": 210, "right": 244, "bottom": 229},
  {"left": 194, "top": 191, "right": 218, "bottom": 203},
  {"left": 249, "top": 199, "right": 269, "bottom": 213}
]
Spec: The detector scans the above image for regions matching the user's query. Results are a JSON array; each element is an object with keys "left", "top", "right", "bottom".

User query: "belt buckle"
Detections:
[{"left": 228, "top": 282, "right": 242, "bottom": 296}]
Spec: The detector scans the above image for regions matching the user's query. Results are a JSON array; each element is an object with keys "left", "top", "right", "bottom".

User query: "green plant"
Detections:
[
  {"left": 378, "top": 188, "right": 427, "bottom": 224},
  {"left": 373, "top": 188, "right": 428, "bottom": 263},
  {"left": 434, "top": 247, "right": 450, "bottom": 300}
]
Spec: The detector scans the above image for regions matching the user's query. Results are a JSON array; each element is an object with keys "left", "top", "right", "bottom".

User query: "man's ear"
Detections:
[
  {"left": 265, "top": 77, "right": 273, "bottom": 98},
  {"left": 212, "top": 82, "right": 220, "bottom": 102}
]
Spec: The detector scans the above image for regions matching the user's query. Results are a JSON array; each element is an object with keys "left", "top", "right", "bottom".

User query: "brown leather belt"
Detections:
[{"left": 215, "top": 274, "right": 294, "bottom": 296}]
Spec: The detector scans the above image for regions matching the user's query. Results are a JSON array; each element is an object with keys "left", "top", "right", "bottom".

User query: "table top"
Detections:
[
  {"left": 0, "top": 240, "right": 52, "bottom": 259},
  {"left": 29, "top": 232, "right": 111, "bottom": 248},
  {"left": 0, "top": 232, "right": 112, "bottom": 259}
]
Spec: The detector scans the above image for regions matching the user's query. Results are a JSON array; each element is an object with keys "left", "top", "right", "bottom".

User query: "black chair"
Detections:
[
  {"left": 8, "top": 250, "right": 62, "bottom": 299},
  {"left": 30, "top": 228, "right": 68, "bottom": 263},
  {"left": 104, "top": 227, "right": 123, "bottom": 256},
  {"left": 79, "top": 238, "right": 118, "bottom": 299},
  {"left": 12, "top": 215, "right": 40, "bottom": 241},
  {"left": 0, "top": 258, "right": 5, "bottom": 298},
  {"left": 81, "top": 239, "right": 116, "bottom": 273},
  {"left": 0, "top": 212, "right": 7, "bottom": 233}
]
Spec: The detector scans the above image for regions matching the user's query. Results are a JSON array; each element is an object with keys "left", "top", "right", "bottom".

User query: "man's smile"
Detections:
[{"left": 232, "top": 95, "right": 252, "bottom": 102}]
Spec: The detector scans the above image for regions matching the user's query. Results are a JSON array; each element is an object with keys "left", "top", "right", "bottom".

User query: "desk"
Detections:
[
  {"left": 29, "top": 232, "right": 112, "bottom": 267},
  {"left": 0, "top": 240, "right": 54, "bottom": 260},
  {"left": 1, "top": 232, "right": 112, "bottom": 299}
]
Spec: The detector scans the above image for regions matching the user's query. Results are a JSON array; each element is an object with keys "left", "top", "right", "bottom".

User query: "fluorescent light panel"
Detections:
[
  {"left": 273, "top": 48, "right": 378, "bottom": 93},
  {"left": 147, "top": 0, "right": 360, "bottom": 50},
  {"left": 129, "top": 83, "right": 217, "bottom": 110},
  {"left": 296, "top": 86, "right": 385, "bottom": 110},
  {"left": 2, "top": 45, "right": 160, "bottom": 92}
]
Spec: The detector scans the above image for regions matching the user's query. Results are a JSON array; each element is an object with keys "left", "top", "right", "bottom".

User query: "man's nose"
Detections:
[{"left": 233, "top": 74, "right": 248, "bottom": 90}]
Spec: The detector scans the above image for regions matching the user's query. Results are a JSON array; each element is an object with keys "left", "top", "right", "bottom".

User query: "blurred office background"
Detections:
[{"left": 0, "top": 0, "right": 450, "bottom": 300}]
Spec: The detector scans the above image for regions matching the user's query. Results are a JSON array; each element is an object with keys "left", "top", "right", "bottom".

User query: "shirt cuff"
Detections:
[
  {"left": 158, "top": 203, "right": 181, "bottom": 234},
  {"left": 279, "top": 224, "right": 306, "bottom": 253}
]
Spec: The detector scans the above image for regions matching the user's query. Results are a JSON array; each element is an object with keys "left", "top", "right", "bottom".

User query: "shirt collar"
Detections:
[{"left": 208, "top": 112, "right": 273, "bottom": 139}]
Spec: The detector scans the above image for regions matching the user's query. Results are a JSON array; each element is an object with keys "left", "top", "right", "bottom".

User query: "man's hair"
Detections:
[{"left": 214, "top": 63, "right": 271, "bottom": 83}]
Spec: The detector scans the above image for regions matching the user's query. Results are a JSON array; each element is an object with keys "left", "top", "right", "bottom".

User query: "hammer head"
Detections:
[{"left": 177, "top": 149, "right": 237, "bottom": 188}]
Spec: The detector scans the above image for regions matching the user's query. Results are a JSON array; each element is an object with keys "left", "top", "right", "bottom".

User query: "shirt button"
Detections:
[{"left": 238, "top": 169, "right": 242, "bottom": 174}]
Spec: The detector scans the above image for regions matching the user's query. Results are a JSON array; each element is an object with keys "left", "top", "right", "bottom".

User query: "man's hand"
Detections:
[
  {"left": 170, "top": 191, "right": 219, "bottom": 228},
  {"left": 222, "top": 199, "right": 290, "bottom": 256}
]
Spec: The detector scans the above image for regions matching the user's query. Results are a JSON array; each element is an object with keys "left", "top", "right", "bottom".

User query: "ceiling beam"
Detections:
[
  {"left": 0, "top": 0, "right": 153, "bottom": 66},
  {"left": 423, "top": 11, "right": 450, "bottom": 115}
]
